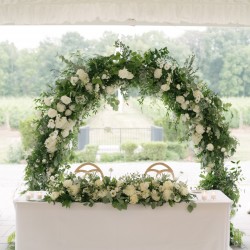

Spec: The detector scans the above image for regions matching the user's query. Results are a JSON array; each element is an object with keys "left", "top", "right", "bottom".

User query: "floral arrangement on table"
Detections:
[{"left": 44, "top": 172, "right": 196, "bottom": 212}]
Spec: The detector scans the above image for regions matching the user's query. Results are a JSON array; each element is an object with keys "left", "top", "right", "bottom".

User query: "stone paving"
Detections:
[{"left": 0, "top": 162, "right": 249, "bottom": 249}]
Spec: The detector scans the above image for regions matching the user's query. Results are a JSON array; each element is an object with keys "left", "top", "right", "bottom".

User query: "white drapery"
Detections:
[{"left": 0, "top": 0, "right": 250, "bottom": 26}]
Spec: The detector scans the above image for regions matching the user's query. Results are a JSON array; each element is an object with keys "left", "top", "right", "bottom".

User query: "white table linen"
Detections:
[{"left": 14, "top": 190, "right": 232, "bottom": 250}]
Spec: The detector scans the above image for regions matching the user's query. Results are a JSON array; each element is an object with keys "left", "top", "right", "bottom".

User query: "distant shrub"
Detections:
[
  {"left": 121, "top": 142, "right": 138, "bottom": 161},
  {"left": 71, "top": 145, "right": 98, "bottom": 163},
  {"left": 224, "top": 108, "right": 240, "bottom": 128},
  {"left": 100, "top": 153, "right": 124, "bottom": 162},
  {"left": 140, "top": 142, "right": 167, "bottom": 161},
  {"left": 165, "top": 150, "right": 180, "bottom": 161},
  {"left": 6, "top": 144, "right": 26, "bottom": 163},
  {"left": 166, "top": 141, "right": 188, "bottom": 159},
  {"left": 242, "top": 107, "right": 250, "bottom": 126}
]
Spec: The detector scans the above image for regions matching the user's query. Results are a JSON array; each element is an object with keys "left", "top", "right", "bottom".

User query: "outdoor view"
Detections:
[{"left": 0, "top": 25, "right": 250, "bottom": 249}]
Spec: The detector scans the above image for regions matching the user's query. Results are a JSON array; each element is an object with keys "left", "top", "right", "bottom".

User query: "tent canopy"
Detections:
[{"left": 0, "top": 0, "right": 250, "bottom": 26}]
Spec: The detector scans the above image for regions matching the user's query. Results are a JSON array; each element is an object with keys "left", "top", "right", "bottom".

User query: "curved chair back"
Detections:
[
  {"left": 144, "top": 162, "right": 174, "bottom": 179},
  {"left": 75, "top": 162, "right": 104, "bottom": 179}
]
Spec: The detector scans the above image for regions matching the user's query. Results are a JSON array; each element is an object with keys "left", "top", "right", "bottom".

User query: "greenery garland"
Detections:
[{"left": 24, "top": 41, "right": 243, "bottom": 244}]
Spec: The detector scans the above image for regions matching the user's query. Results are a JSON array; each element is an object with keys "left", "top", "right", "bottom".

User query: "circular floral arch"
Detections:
[{"left": 25, "top": 42, "right": 238, "bottom": 197}]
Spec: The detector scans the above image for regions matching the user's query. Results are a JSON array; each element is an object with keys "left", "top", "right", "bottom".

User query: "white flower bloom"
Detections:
[
  {"left": 118, "top": 68, "right": 134, "bottom": 80},
  {"left": 154, "top": 68, "right": 162, "bottom": 79},
  {"left": 196, "top": 124, "right": 205, "bottom": 135},
  {"left": 50, "top": 191, "right": 60, "bottom": 201},
  {"left": 95, "top": 179, "right": 103, "bottom": 187},
  {"left": 130, "top": 194, "right": 139, "bottom": 204},
  {"left": 123, "top": 185, "right": 136, "bottom": 196},
  {"left": 98, "top": 190, "right": 108, "bottom": 198},
  {"left": 110, "top": 190, "right": 117, "bottom": 197},
  {"left": 69, "top": 104, "right": 75, "bottom": 111},
  {"left": 176, "top": 84, "right": 181, "bottom": 90},
  {"left": 176, "top": 96, "right": 185, "bottom": 104},
  {"left": 141, "top": 190, "right": 150, "bottom": 199},
  {"left": 207, "top": 127, "right": 211, "bottom": 132},
  {"left": 76, "top": 69, "right": 89, "bottom": 84},
  {"left": 69, "top": 184, "right": 80, "bottom": 196},
  {"left": 221, "top": 147, "right": 226, "bottom": 152},
  {"left": 75, "top": 96, "right": 86, "bottom": 104},
  {"left": 61, "top": 95, "right": 72, "bottom": 105},
  {"left": 63, "top": 179, "right": 73, "bottom": 188},
  {"left": 151, "top": 190, "right": 160, "bottom": 201},
  {"left": 44, "top": 96, "right": 53, "bottom": 106},
  {"left": 70, "top": 76, "right": 79, "bottom": 86},
  {"left": 44, "top": 131, "right": 58, "bottom": 153},
  {"left": 47, "top": 119, "right": 55, "bottom": 129},
  {"left": 116, "top": 181, "right": 123, "bottom": 187},
  {"left": 174, "top": 183, "right": 180, "bottom": 190},
  {"left": 193, "top": 90, "right": 203, "bottom": 103},
  {"left": 55, "top": 116, "right": 68, "bottom": 129},
  {"left": 163, "top": 189, "right": 173, "bottom": 201},
  {"left": 161, "top": 83, "right": 170, "bottom": 92},
  {"left": 140, "top": 182, "right": 149, "bottom": 192},
  {"left": 163, "top": 180, "right": 174, "bottom": 190},
  {"left": 193, "top": 105, "right": 200, "bottom": 113},
  {"left": 57, "top": 102, "right": 66, "bottom": 113},
  {"left": 192, "top": 133, "right": 203, "bottom": 145},
  {"left": 48, "top": 108, "right": 57, "bottom": 118},
  {"left": 101, "top": 73, "right": 109, "bottom": 80},
  {"left": 85, "top": 82, "right": 93, "bottom": 92},
  {"left": 95, "top": 84, "right": 100, "bottom": 92},
  {"left": 181, "top": 102, "right": 188, "bottom": 110},
  {"left": 182, "top": 113, "right": 190, "bottom": 122},
  {"left": 180, "top": 187, "right": 189, "bottom": 196},
  {"left": 164, "top": 63, "right": 171, "bottom": 70},
  {"left": 106, "top": 86, "right": 116, "bottom": 95},
  {"left": 65, "top": 109, "right": 72, "bottom": 116},
  {"left": 206, "top": 143, "right": 214, "bottom": 151},
  {"left": 61, "top": 129, "right": 69, "bottom": 138}
]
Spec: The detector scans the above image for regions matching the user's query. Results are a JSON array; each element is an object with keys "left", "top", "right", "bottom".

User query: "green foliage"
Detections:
[
  {"left": 224, "top": 108, "right": 240, "bottom": 128},
  {"left": 140, "top": 142, "right": 167, "bottom": 161},
  {"left": 100, "top": 153, "right": 123, "bottom": 162},
  {"left": 230, "top": 223, "right": 244, "bottom": 247},
  {"left": 121, "top": 142, "right": 138, "bottom": 161},
  {"left": 6, "top": 144, "right": 26, "bottom": 163},
  {"left": 71, "top": 145, "right": 98, "bottom": 163},
  {"left": 7, "top": 231, "right": 15, "bottom": 250},
  {"left": 166, "top": 142, "right": 189, "bottom": 159},
  {"left": 19, "top": 116, "right": 37, "bottom": 151}
]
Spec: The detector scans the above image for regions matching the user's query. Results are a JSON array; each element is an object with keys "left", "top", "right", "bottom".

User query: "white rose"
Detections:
[
  {"left": 48, "top": 108, "right": 57, "bottom": 118},
  {"left": 57, "top": 102, "right": 66, "bottom": 113},
  {"left": 141, "top": 190, "right": 150, "bottom": 199},
  {"left": 180, "top": 187, "right": 189, "bottom": 196},
  {"left": 118, "top": 68, "right": 134, "bottom": 80},
  {"left": 110, "top": 190, "right": 117, "bottom": 197},
  {"left": 161, "top": 84, "right": 170, "bottom": 92},
  {"left": 44, "top": 96, "right": 53, "bottom": 106},
  {"left": 174, "top": 183, "right": 181, "bottom": 190},
  {"left": 192, "top": 133, "right": 202, "bottom": 145},
  {"left": 205, "top": 163, "right": 215, "bottom": 173},
  {"left": 206, "top": 143, "right": 214, "bottom": 151},
  {"left": 221, "top": 147, "right": 226, "bottom": 152},
  {"left": 61, "top": 95, "right": 71, "bottom": 105},
  {"left": 182, "top": 113, "right": 190, "bottom": 122},
  {"left": 95, "top": 84, "right": 100, "bottom": 92},
  {"left": 55, "top": 116, "right": 68, "bottom": 129},
  {"left": 69, "top": 105, "right": 75, "bottom": 111},
  {"left": 63, "top": 179, "right": 73, "bottom": 188},
  {"left": 70, "top": 76, "right": 79, "bottom": 86},
  {"left": 193, "top": 90, "right": 203, "bottom": 103},
  {"left": 154, "top": 68, "right": 162, "bottom": 79},
  {"left": 130, "top": 194, "right": 138, "bottom": 204},
  {"left": 181, "top": 102, "right": 188, "bottom": 110},
  {"left": 65, "top": 109, "right": 72, "bottom": 116},
  {"left": 151, "top": 190, "right": 160, "bottom": 201},
  {"left": 123, "top": 185, "right": 136, "bottom": 196},
  {"left": 176, "top": 84, "right": 181, "bottom": 90},
  {"left": 193, "top": 105, "right": 200, "bottom": 113},
  {"left": 163, "top": 189, "right": 173, "bottom": 201},
  {"left": 164, "top": 63, "right": 171, "bottom": 70},
  {"left": 140, "top": 182, "right": 149, "bottom": 192},
  {"left": 76, "top": 69, "right": 89, "bottom": 84},
  {"left": 50, "top": 191, "right": 60, "bottom": 201},
  {"left": 47, "top": 119, "right": 55, "bottom": 129},
  {"left": 69, "top": 184, "right": 80, "bottom": 196},
  {"left": 207, "top": 127, "right": 211, "bottom": 132},
  {"left": 95, "top": 179, "right": 103, "bottom": 187},
  {"left": 85, "top": 82, "right": 93, "bottom": 92},
  {"left": 163, "top": 181, "right": 174, "bottom": 190},
  {"left": 98, "top": 190, "right": 108, "bottom": 198},
  {"left": 61, "top": 129, "right": 69, "bottom": 138},
  {"left": 176, "top": 96, "right": 185, "bottom": 104},
  {"left": 106, "top": 86, "right": 116, "bottom": 95},
  {"left": 196, "top": 124, "right": 205, "bottom": 135},
  {"left": 101, "top": 73, "right": 109, "bottom": 80},
  {"left": 65, "top": 119, "right": 76, "bottom": 131},
  {"left": 44, "top": 137, "right": 57, "bottom": 153}
]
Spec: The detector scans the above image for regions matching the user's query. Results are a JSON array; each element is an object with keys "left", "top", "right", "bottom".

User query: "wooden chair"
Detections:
[
  {"left": 74, "top": 162, "right": 104, "bottom": 179},
  {"left": 144, "top": 162, "right": 175, "bottom": 179}
]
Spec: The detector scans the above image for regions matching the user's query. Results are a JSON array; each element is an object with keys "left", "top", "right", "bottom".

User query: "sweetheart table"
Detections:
[{"left": 14, "top": 190, "right": 232, "bottom": 250}]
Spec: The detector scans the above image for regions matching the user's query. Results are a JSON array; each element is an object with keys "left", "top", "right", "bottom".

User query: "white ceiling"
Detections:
[{"left": 0, "top": 0, "right": 250, "bottom": 26}]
